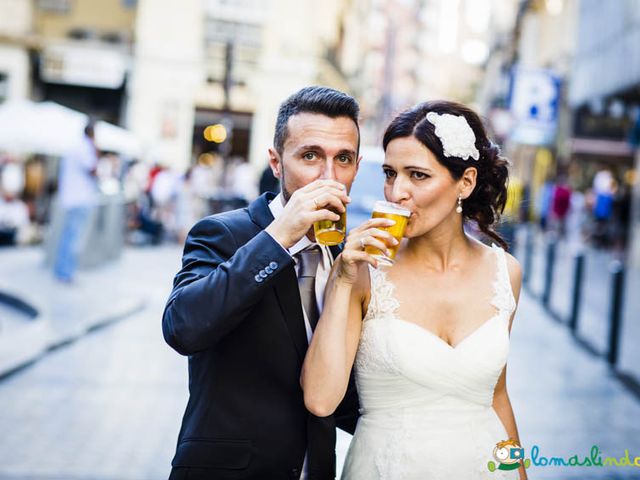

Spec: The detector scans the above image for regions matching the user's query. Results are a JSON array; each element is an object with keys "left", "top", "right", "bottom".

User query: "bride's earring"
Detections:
[{"left": 456, "top": 194, "right": 463, "bottom": 214}]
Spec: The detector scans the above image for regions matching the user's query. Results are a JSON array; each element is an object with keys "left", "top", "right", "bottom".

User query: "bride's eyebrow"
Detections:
[{"left": 404, "top": 166, "right": 433, "bottom": 173}]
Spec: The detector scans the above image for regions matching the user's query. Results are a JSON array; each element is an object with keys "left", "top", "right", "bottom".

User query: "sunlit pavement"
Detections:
[
  {"left": 0, "top": 245, "right": 639, "bottom": 479},
  {"left": 0, "top": 245, "right": 186, "bottom": 480}
]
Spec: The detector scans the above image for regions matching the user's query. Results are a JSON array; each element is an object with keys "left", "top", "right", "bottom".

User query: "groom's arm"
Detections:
[{"left": 162, "top": 214, "right": 293, "bottom": 355}]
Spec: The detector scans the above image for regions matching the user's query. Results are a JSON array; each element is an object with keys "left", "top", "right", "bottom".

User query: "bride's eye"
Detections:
[{"left": 411, "top": 171, "right": 429, "bottom": 180}]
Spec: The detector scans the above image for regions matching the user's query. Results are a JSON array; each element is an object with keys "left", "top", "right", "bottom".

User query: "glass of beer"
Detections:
[
  {"left": 314, "top": 209, "right": 346, "bottom": 246},
  {"left": 365, "top": 201, "right": 411, "bottom": 266}
]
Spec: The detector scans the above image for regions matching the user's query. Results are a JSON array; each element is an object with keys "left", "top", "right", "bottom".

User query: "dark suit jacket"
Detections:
[{"left": 163, "top": 192, "right": 359, "bottom": 480}]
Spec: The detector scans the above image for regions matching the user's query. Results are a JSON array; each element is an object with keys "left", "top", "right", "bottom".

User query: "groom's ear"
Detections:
[
  {"left": 268, "top": 148, "right": 282, "bottom": 179},
  {"left": 460, "top": 166, "right": 477, "bottom": 199}
]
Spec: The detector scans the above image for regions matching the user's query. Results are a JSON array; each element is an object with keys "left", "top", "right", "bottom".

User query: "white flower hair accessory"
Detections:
[{"left": 426, "top": 112, "right": 480, "bottom": 161}]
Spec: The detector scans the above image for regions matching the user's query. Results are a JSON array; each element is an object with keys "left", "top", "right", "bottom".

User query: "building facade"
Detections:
[{"left": 0, "top": 0, "right": 34, "bottom": 102}]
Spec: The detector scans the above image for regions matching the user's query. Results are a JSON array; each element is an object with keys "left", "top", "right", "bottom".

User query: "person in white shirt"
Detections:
[{"left": 53, "top": 121, "right": 98, "bottom": 282}]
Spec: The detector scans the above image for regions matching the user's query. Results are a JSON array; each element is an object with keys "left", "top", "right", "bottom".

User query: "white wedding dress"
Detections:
[{"left": 341, "top": 245, "right": 519, "bottom": 480}]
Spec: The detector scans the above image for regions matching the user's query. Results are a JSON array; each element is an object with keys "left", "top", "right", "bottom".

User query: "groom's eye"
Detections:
[{"left": 303, "top": 152, "right": 317, "bottom": 161}]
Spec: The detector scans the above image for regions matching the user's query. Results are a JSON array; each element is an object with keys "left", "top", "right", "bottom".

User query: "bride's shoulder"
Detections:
[
  {"left": 503, "top": 251, "right": 522, "bottom": 282},
  {"left": 490, "top": 245, "right": 522, "bottom": 304},
  {"left": 472, "top": 240, "right": 522, "bottom": 298}
]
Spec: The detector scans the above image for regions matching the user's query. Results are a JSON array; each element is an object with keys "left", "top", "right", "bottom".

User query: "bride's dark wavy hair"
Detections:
[{"left": 383, "top": 100, "right": 510, "bottom": 249}]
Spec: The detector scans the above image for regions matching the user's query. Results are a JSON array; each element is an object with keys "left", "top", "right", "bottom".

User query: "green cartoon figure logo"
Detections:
[{"left": 488, "top": 439, "right": 531, "bottom": 472}]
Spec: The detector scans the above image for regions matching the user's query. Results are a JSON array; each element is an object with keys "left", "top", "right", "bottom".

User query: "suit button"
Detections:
[
  {"left": 254, "top": 274, "right": 263, "bottom": 283},
  {"left": 265, "top": 266, "right": 273, "bottom": 274},
  {"left": 289, "top": 468, "right": 300, "bottom": 479},
  {"left": 269, "top": 261, "right": 278, "bottom": 270},
  {"left": 259, "top": 270, "right": 268, "bottom": 278}
]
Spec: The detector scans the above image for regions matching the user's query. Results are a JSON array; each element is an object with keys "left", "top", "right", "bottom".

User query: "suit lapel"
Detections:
[
  {"left": 273, "top": 268, "right": 308, "bottom": 361},
  {"left": 248, "top": 193, "right": 308, "bottom": 362},
  {"left": 247, "top": 192, "right": 276, "bottom": 230}
]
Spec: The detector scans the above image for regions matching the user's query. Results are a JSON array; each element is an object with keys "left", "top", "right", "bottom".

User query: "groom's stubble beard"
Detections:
[{"left": 279, "top": 163, "right": 292, "bottom": 203}]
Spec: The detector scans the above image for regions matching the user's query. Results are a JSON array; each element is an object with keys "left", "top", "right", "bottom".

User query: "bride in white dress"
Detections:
[{"left": 302, "top": 101, "right": 527, "bottom": 479}]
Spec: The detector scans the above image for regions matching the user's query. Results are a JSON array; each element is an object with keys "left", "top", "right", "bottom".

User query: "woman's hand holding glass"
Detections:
[{"left": 336, "top": 218, "right": 398, "bottom": 284}]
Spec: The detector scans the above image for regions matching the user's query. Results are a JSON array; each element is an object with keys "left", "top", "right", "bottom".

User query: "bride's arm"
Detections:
[
  {"left": 301, "top": 217, "right": 397, "bottom": 417},
  {"left": 493, "top": 253, "right": 527, "bottom": 479},
  {"left": 493, "top": 367, "right": 527, "bottom": 480},
  {"left": 301, "top": 262, "right": 367, "bottom": 417}
]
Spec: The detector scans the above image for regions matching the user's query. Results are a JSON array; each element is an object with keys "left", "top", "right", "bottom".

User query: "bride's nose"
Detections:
[{"left": 389, "top": 175, "right": 411, "bottom": 204}]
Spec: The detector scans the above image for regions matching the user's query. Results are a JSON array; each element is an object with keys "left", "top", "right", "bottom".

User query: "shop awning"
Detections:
[
  {"left": 570, "top": 137, "right": 634, "bottom": 157},
  {"left": 0, "top": 100, "right": 141, "bottom": 157}
]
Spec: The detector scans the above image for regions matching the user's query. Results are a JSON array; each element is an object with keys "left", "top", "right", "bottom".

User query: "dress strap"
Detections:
[{"left": 490, "top": 244, "right": 517, "bottom": 316}]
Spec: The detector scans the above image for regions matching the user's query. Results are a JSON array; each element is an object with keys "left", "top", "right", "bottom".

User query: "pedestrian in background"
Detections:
[
  {"left": 591, "top": 168, "right": 615, "bottom": 248},
  {"left": 52, "top": 121, "right": 98, "bottom": 283},
  {"left": 550, "top": 173, "right": 571, "bottom": 238},
  {"left": 611, "top": 182, "right": 631, "bottom": 252},
  {"left": 565, "top": 188, "right": 587, "bottom": 247},
  {"left": 535, "top": 175, "right": 554, "bottom": 231},
  {"left": 0, "top": 158, "right": 30, "bottom": 246},
  {"left": 227, "top": 156, "right": 258, "bottom": 204}
]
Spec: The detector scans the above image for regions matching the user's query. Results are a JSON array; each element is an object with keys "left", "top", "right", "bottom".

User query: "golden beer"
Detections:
[
  {"left": 314, "top": 210, "right": 346, "bottom": 246},
  {"left": 365, "top": 201, "right": 410, "bottom": 265}
]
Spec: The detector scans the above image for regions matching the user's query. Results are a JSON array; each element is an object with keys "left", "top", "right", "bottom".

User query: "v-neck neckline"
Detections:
[{"left": 370, "top": 244, "right": 512, "bottom": 350}]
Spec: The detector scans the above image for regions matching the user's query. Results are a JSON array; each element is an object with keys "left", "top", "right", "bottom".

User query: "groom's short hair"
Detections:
[{"left": 273, "top": 86, "right": 360, "bottom": 155}]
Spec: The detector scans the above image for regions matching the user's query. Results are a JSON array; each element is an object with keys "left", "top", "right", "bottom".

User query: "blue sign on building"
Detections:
[{"left": 509, "top": 68, "right": 562, "bottom": 146}]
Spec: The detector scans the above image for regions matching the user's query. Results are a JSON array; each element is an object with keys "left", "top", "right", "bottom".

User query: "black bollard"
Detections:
[
  {"left": 523, "top": 225, "right": 534, "bottom": 286},
  {"left": 569, "top": 251, "right": 585, "bottom": 333},
  {"left": 542, "top": 239, "right": 557, "bottom": 308},
  {"left": 607, "top": 260, "right": 626, "bottom": 366}
]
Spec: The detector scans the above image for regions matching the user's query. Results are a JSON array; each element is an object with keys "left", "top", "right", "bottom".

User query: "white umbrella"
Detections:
[{"left": 0, "top": 100, "right": 141, "bottom": 157}]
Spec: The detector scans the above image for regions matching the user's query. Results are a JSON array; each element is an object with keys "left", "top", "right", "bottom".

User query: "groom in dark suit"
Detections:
[{"left": 163, "top": 86, "right": 361, "bottom": 480}]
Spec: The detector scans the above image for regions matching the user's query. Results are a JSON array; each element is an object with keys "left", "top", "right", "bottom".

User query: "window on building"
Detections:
[
  {"left": 67, "top": 28, "right": 96, "bottom": 40},
  {"left": 37, "top": 0, "right": 71, "bottom": 13}
]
